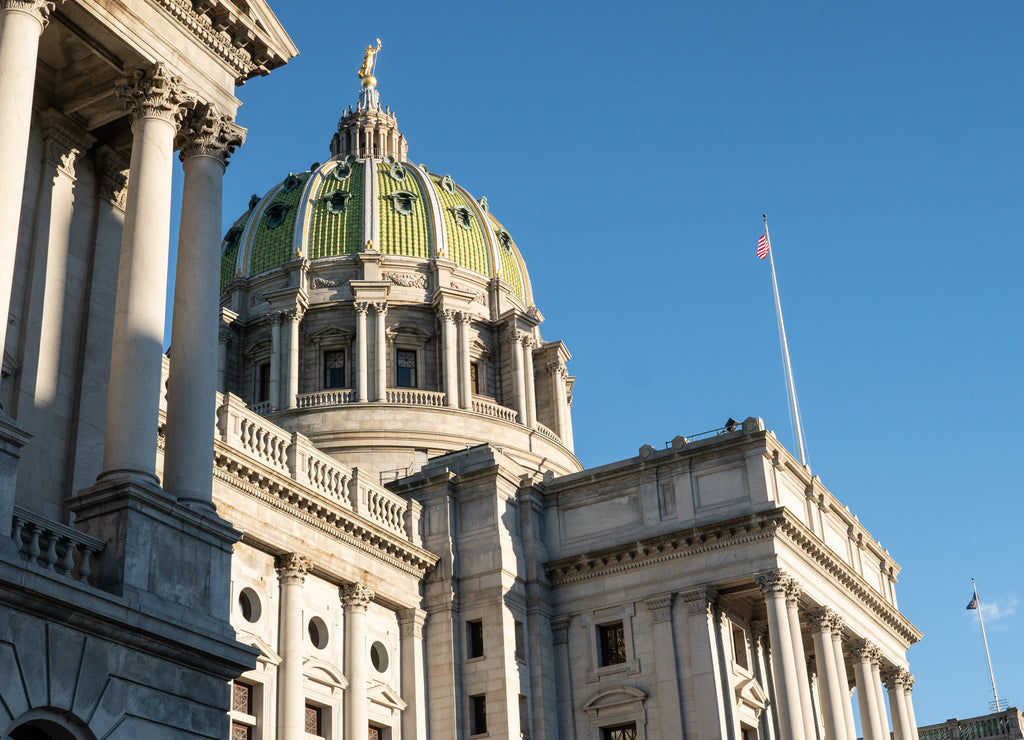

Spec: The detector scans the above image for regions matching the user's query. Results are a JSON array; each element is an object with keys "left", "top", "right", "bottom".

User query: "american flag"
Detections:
[{"left": 757, "top": 231, "right": 770, "bottom": 260}]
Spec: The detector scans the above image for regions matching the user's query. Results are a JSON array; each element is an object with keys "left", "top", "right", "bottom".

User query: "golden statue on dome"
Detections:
[{"left": 358, "top": 39, "right": 382, "bottom": 88}]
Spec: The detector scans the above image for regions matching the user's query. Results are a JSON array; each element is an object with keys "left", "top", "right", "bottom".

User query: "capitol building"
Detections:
[{"left": 0, "top": 3, "right": 923, "bottom": 740}]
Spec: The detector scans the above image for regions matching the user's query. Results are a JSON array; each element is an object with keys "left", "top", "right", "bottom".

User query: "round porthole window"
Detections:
[
  {"left": 370, "top": 641, "right": 389, "bottom": 672},
  {"left": 238, "top": 588, "right": 261, "bottom": 623},
  {"left": 308, "top": 616, "right": 329, "bottom": 649}
]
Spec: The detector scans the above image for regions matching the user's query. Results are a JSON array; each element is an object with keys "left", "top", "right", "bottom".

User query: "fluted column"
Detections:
[
  {"left": 885, "top": 668, "right": 914, "bottom": 740},
  {"left": 457, "top": 311, "right": 472, "bottom": 409},
  {"left": 398, "top": 607, "right": 427, "bottom": 740},
  {"left": 521, "top": 334, "right": 537, "bottom": 427},
  {"left": 509, "top": 330, "right": 526, "bottom": 424},
  {"left": 217, "top": 328, "right": 232, "bottom": 394},
  {"left": 164, "top": 104, "right": 243, "bottom": 510},
  {"left": 269, "top": 311, "right": 283, "bottom": 409},
  {"left": 355, "top": 301, "right": 368, "bottom": 402},
  {"left": 0, "top": 0, "right": 56, "bottom": 367},
  {"left": 343, "top": 583, "right": 375, "bottom": 740},
  {"left": 101, "top": 64, "right": 194, "bottom": 481},
  {"left": 373, "top": 302, "right": 387, "bottom": 400},
  {"left": 285, "top": 306, "right": 303, "bottom": 408},
  {"left": 830, "top": 621, "right": 857, "bottom": 740},
  {"left": 276, "top": 553, "right": 312, "bottom": 740},
  {"left": 439, "top": 309, "right": 457, "bottom": 408},
  {"left": 852, "top": 641, "right": 885, "bottom": 740},
  {"left": 810, "top": 607, "right": 847, "bottom": 740},
  {"left": 547, "top": 362, "right": 569, "bottom": 442},
  {"left": 756, "top": 571, "right": 806, "bottom": 740},
  {"left": 785, "top": 580, "right": 818, "bottom": 740}
]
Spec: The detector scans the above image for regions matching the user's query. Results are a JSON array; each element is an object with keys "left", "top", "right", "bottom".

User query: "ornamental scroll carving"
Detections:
[
  {"left": 115, "top": 63, "right": 196, "bottom": 127},
  {"left": 882, "top": 666, "right": 912, "bottom": 689},
  {"left": 275, "top": 552, "right": 312, "bottom": 585},
  {"left": 341, "top": 582, "right": 375, "bottom": 610},
  {"left": 311, "top": 271, "right": 356, "bottom": 289},
  {"left": 41, "top": 113, "right": 92, "bottom": 179},
  {"left": 384, "top": 272, "right": 428, "bottom": 289},
  {"left": 755, "top": 568, "right": 792, "bottom": 598},
  {"left": 178, "top": 103, "right": 246, "bottom": 165}
]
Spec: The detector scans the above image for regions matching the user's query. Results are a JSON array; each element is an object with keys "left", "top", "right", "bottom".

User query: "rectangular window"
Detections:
[
  {"left": 470, "top": 362, "right": 480, "bottom": 395},
  {"left": 467, "top": 619, "right": 484, "bottom": 659},
  {"left": 255, "top": 361, "right": 270, "bottom": 403},
  {"left": 324, "top": 349, "right": 345, "bottom": 388},
  {"left": 733, "top": 624, "right": 749, "bottom": 670},
  {"left": 230, "top": 681, "right": 256, "bottom": 740},
  {"left": 514, "top": 619, "right": 525, "bottom": 662},
  {"left": 396, "top": 349, "right": 417, "bottom": 387},
  {"left": 232, "top": 681, "right": 252, "bottom": 714},
  {"left": 598, "top": 622, "right": 626, "bottom": 667},
  {"left": 231, "top": 723, "right": 252, "bottom": 740},
  {"left": 519, "top": 694, "right": 530, "bottom": 738},
  {"left": 368, "top": 726, "right": 383, "bottom": 740},
  {"left": 601, "top": 723, "right": 637, "bottom": 740},
  {"left": 470, "top": 694, "right": 487, "bottom": 735},
  {"left": 305, "top": 704, "right": 323, "bottom": 738}
]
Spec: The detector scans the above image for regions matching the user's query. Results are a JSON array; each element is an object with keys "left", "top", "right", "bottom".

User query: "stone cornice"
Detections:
[{"left": 212, "top": 443, "right": 435, "bottom": 578}]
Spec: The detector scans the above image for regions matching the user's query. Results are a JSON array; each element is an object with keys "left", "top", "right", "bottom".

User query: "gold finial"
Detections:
[
  {"left": 364, "top": 238, "right": 376, "bottom": 252},
  {"left": 358, "top": 38, "right": 382, "bottom": 88}
]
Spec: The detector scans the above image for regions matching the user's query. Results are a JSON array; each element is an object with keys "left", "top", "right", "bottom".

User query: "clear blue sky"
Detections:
[{"left": 167, "top": 1, "right": 1023, "bottom": 728}]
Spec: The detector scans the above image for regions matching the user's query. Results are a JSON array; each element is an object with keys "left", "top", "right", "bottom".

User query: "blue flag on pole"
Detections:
[{"left": 967, "top": 593, "right": 979, "bottom": 610}]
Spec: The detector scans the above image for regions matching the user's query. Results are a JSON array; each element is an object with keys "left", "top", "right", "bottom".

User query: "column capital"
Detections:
[
  {"left": 96, "top": 147, "right": 129, "bottom": 209},
  {"left": 397, "top": 607, "right": 427, "bottom": 638},
  {"left": 371, "top": 301, "right": 388, "bottom": 316},
  {"left": 115, "top": 63, "right": 196, "bottom": 128},
  {"left": 268, "top": 310, "right": 286, "bottom": 326},
  {"left": 809, "top": 606, "right": 843, "bottom": 633},
  {"left": 520, "top": 332, "right": 536, "bottom": 349},
  {"left": 644, "top": 593, "right": 674, "bottom": 623},
  {"left": 755, "top": 568, "right": 792, "bottom": 598},
  {"left": 551, "top": 615, "right": 571, "bottom": 644},
  {"left": 507, "top": 328, "right": 530, "bottom": 347},
  {"left": 218, "top": 328, "right": 234, "bottom": 345},
  {"left": 341, "top": 582, "right": 375, "bottom": 611},
  {"left": 853, "top": 639, "right": 882, "bottom": 665},
  {"left": 177, "top": 103, "right": 246, "bottom": 165},
  {"left": 436, "top": 307, "right": 457, "bottom": 323},
  {"left": 680, "top": 585, "right": 714, "bottom": 616},
  {"left": 354, "top": 300, "right": 370, "bottom": 315},
  {"left": 455, "top": 310, "right": 471, "bottom": 326},
  {"left": 275, "top": 552, "right": 312, "bottom": 584},
  {"left": 41, "top": 109, "right": 94, "bottom": 179},
  {"left": 284, "top": 306, "right": 305, "bottom": 323},
  {"left": 0, "top": 0, "right": 58, "bottom": 28},
  {"left": 784, "top": 577, "right": 804, "bottom": 605},
  {"left": 882, "top": 666, "right": 912, "bottom": 689}
]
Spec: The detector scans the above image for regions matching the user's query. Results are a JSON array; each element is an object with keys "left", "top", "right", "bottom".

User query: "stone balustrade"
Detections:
[
  {"left": 535, "top": 421, "right": 560, "bottom": 443},
  {"left": 296, "top": 389, "right": 355, "bottom": 408},
  {"left": 349, "top": 468, "right": 422, "bottom": 543},
  {"left": 10, "top": 506, "right": 105, "bottom": 585},
  {"left": 385, "top": 388, "right": 446, "bottom": 406},
  {"left": 472, "top": 395, "right": 519, "bottom": 423},
  {"left": 218, "top": 394, "right": 291, "bottom": 475},
  {"left": 916, "top": 708, "right": 1023, "bottom": 740}
]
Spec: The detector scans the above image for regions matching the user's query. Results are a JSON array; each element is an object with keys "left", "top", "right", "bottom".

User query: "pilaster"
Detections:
[
  {"left": 645, "top": 593, "right": 684, "bottom": 739},
  {"left": 681, "top": 585, "right": 729, "bottom": 740},
  {"left": 398, "top": 607, "right": 428, "bottom": 740},
  {"left": 551, "top": 615, "right": 576, "bottom": 740}
]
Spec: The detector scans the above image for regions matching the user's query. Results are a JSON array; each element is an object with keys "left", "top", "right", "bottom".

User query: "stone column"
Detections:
[
  {"left": 343, "top": 583, "right": 375, "bottom": 740},
  {"left": 285, "top": 306, "right": 303, "bottom": 408},
  {"left": 870, "top": 650, "right": 892, "bottom": 740},
  {"left": 164, "top": 104, "right": 243, "bottom": 510},
  {"left": 522, "top": 334, "right": 537, "bottom": 428},
  {"left": 830, "top": 621, "right": 857, "bottom": 740},
  {"left": 374, "top": 302, "right": 387, "bottom": 400},
  {"left": 509, "top": 330, "right": 526, "bottom": 424},
  {"left": 276, "top": 553, "right": 311, "bottom": 740},
  {"left": 269, "top": 311, "right": 283, "bottom": 409},
  {"left": 751, "top": 622, "right": 778, "bottom": 740},
  {"left": 903, "top": 674, "right": 918, "bottom": 737},
  {"left": 755, "top": 571, "right": 806, "bottom": 740},
  {"left": 101, "top": 64, "right": 194, "bottom": 482},
  {"left": 784, "top": 579, "right": 818, "bottom": 740},
  {"left": 551, "top": 616, "right": 576, "bottom": 740},
  {"left": 355, "top": 301, "right": 368, "bottom": 402},
  {"left": 885, "top": 668, "right": 914, "bottom": 740},
  {"left": 0, "top": 0, "right": 55, "bottom": 365},
  {"left": 398, "top": 607, "right": 427, "bottom": 740},
  {"left": 439, "top": 309, "right": 457, "bottom": 407},
  {"left": 547, "top": 361, "right": 569, "bottom": 442},
  {"left": 645, "top": 594, "right": 684, "bottom": 739},
  {"left": 217, "top": 328, "right": 232, "bottom": 394},
  {"left": 810, "top": 608, "right": 847, "bottom": 740},
  {"left": 852, "top": 641, "right": 885, "bottom": 740},
  {"left": 457, "top": 311, "right": 472, "bottom": 409}
]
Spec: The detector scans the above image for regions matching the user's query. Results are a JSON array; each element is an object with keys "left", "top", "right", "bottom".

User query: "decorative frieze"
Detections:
[
  {"left": 115, "top": 63, "right": 196, "bottom": 128},
  {"left": 384, "top": 271, "right": 428, "bottom": 289},
  {"left": 177, "top": 103, "right": 246, "bottom": 165}
]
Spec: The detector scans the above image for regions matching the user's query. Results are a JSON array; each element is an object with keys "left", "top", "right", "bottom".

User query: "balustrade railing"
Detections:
[
  {"left": 296, "top": 389, "right": 354, "bottom": 408},
  {"left": 916, "top": 709, "right": 1022, "bottom": 740},
  {"left": 10, "top": 507, "right": 105, "bottom": 585},
  {"left": 535, "top": 422, "right": 561, "bottom": 444},
  {"left": 350, "top": 468, "right": 418, "bottom": 540},
  {"left": 218, "top": 394, "right": 290, "bottom": 475},
  {"left": 472, "top": 395, "right": 518, "bottom": 423},
  {"left": 386, "top": 388, "right": 446, "bottom": 406}
]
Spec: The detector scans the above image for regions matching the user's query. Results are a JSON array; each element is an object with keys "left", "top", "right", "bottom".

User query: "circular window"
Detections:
[
  {"left": 238, "top": 588, "right": 261, "bottom": 623},
  {"left": 308, "top": 616, "right": 329, "bottom": 649},
  {"left": 370, "top": 641, "right": 389, "bottom": 672}
]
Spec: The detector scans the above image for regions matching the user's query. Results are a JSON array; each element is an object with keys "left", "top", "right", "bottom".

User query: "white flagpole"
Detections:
[
  {"left": 972, "top": 578, "right": 1002, "bottom": 711},
  {"left": 763, "top": 215, "right": 808, "bottom": 467}
]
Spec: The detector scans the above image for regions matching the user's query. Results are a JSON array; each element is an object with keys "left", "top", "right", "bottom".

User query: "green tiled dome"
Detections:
[{"left": 221, "top": 159, "right": 532, "bottom": 303}]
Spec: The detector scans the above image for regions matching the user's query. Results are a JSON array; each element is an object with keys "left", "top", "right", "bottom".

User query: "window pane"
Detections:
[
  {"left": 470, "top": 363, "right": 480, "bottom": 395},
  {"left": 598, "top": 622, "right": 626, "bottom": 666},
  {"left": 232, "top": 722, "right": 252, "bottom": 740},
  {"left": 256, "top": 362, "right": 270, "bottom": 403},
  {"left": 397, "top": 349, "right": 417, "bottom": 387},
  {"left": 232, "top": 681, "right": 251, "bottom": 714},
  {"left": 467, "top": 620, "right": 484, "bottom": 659},
  {"left": 324, "top": 350, "right": 345, "bottom": 388},
  {"left": 602, "top": 723, "right": 637, "bottom": 740},
  {"left": 305, "top": 705, "right": 321, "bottom": 736}
]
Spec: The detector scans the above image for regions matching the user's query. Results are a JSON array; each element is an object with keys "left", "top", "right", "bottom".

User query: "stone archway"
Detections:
[{"left": 3, "top": 709, "right": 96, "bottom": 740}]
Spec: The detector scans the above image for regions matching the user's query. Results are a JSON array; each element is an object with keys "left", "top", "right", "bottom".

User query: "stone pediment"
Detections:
[
  {"left": 368, "top": 680, "right": 407, "bottom": 711},
  {"left": 734, "top": 676, "right": 768, "bottom": 717},
  {"left": 580, "top": 685, "right": 646, "bottom": 712},
  {"left": 303, "top": 657, "right": 348, "bottom": 691},
  {"left": 310, "top": 326, "right": 354, "bottom": 346},
  {"left": 237, "top": 633, "right": 282, "bottom": 668}
]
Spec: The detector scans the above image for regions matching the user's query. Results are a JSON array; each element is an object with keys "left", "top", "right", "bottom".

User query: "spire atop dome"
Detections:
[{"left": 330, "top": 40, "right": 408, "bottom": 161}]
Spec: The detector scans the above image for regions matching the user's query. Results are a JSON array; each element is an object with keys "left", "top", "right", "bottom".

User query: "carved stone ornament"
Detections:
[
  {"left": 784, "top": 578, "right": 804, "bottom": 605},
  {"left": 809, "top": 606, "right": 843, "bottom": 633},
  {"left": 853, "top": 639, "right": 882, "bottom": 665},
  {"left": 644, "top": 594, "right": 673, "bottom": 624},
  {"left": 371, "top": 301, "right": 388, "bottom": 316},
  {"left": 98, "top": 151, "right": 129, "bottom": 209},
  {"left": 384, "top": 271, "right": 428, "bottom": 289},
  {"left": 115, "top": 63, "right": 196, "bottom": 128},
  {"left": 436, "top": 308, "right": 457, "bottom": 323},
  {"left": 284, "top": 306, "right": 305, "bottom": 323},
  {"left": 42, "top": 115, "right": 92, "bottom": 179},
  {"left": 151, "top": 0, "right": 257, "bottom": 82},
  {"left": 882, "top": 667, "right": 911, "bottom": 689},
  {"left": 178, "top": 103, "right": 246, "bottom": 164},
  {"left": 353, "top": 301, "right": 370, "bottom": 315},
  {"left": 0, "top": 0, "right": 58, "bottom": 27},
  {"left": 341, "top": 582, "right": 375, "bottom": 610},
  {"left": 755, "top": 569, "right": 792, "bottom": 598},
  {"left": 551, "top": 615, "right": 571, "bottom": 645},
  {"left": 398, "top": 608, "right": 426, "bottom": 639},
  {"left": 275, "top": 552, "right": 312, "bottom": 583},
  {"left": 681, "top": 585, "right": 713, "bottom": 617}
]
